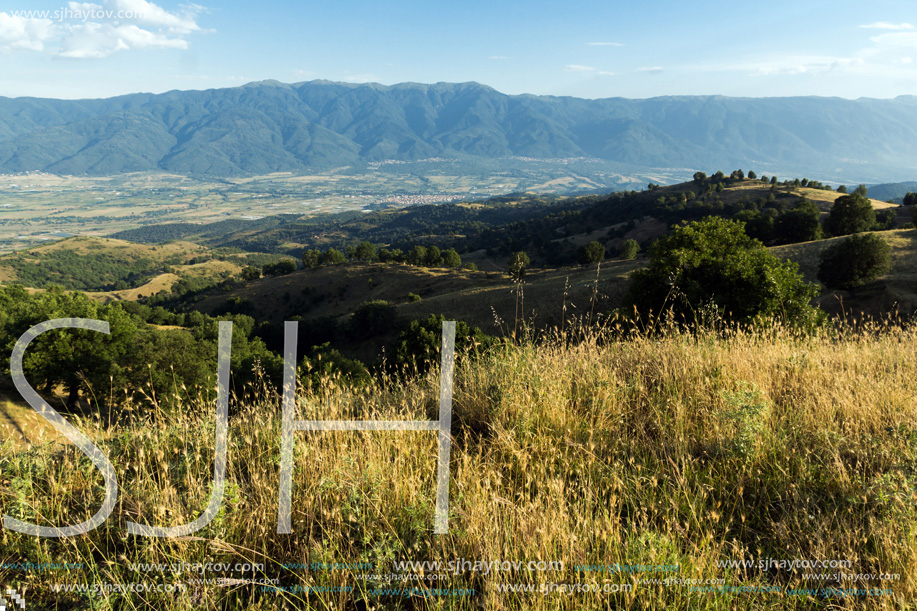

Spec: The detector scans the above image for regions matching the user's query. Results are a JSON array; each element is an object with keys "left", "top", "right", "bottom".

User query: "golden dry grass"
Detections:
[{"left": 2, "top": 319, "right": 916, "bottom": 609}]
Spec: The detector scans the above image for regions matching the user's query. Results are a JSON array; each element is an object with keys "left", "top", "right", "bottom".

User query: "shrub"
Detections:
[
  {"left": 392, "top": 314, "right": 496, "bottom": 375},
  {"left": 618, "top": 239, "right": 640, "bottom": 260},
  {"left": 262, "top": 259, "right": 297, "bottom": 276},
  {"left": 578, "top": 241, "right": 605, "bottom": 265},
  {"left": 817, "top": 233, "right": 891, "bottom": 290},
  {"left": 348, "top": 300, "right": 397, "bottom": 337},
  {"left": 625, "top": 217, "right": 822, "bottom": 328}
]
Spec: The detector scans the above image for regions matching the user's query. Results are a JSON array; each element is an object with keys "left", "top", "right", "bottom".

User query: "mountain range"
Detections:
[{"left": 1, "top": 80, "right": 916, "bottom": 183}]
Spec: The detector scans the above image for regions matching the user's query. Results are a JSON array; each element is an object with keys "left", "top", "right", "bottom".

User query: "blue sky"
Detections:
[{"left": 1, "top": 0, "right": 915, "bottom": 100}]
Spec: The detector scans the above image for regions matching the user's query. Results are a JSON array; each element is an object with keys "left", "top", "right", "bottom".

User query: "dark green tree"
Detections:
[
  {"left": 392, "top": 314, "right": 496, "bottom": 375},
  {"left": 817, "top": 233, "right": 891, "bottom": 289},
  {"left": 773, "top": 199, "right": 822, "bottom": 244},
  {"left": 263, "top": 259, "right": 297, "bottom": 276},
  {"left": 241, "top": 266, "right": 262, "bottom": 281},
  {"left": 578, "top": 241, "right": 605, "bottom": 265},
  {"left": 624, "top": 217, "right": 822, "bottom": 328},
  {"left": 824, "top": 194, "right": 876, "bottom": 237},
  {"left": 693, "top": 171, "right": 707, "bottom": 184},
  {"left": 353, "top": 241, "right": 377, "bottom": 262},
  {"left": 407, "top": 245, "right": 427, "bottom": 266},
  {"left": 302, "top": 249, "right": 321, "bottom": 269},
  {"left": 348, "top": 300, "right": 397, "bottom": 337},
  {"left": 442, "top": 248, "right": 462, "bottom": 268},
  {"left": 299, "top": 343, "right": 370, "bottom": 390},
  {"left": 378, "top": 248, "right": 404, "bottom": 263},
  {"left": 854, "top": 184, "right": 869, "bottom": 197},
  {"left": 619, "top": 239, "right": 640, "bottom": 260},
  {"left": 322, "top": 248, "right": 346, "bottom": 265},
  {"left": 425, "top": 245, "right": 444, "bottom": 267},
  {"left": 903, "top": 192, "right": 917, "bottom": 206}
]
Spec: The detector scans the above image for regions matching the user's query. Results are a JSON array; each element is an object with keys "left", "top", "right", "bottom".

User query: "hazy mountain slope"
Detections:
[{"left": 0, "top": 81, "right": 916, "bottom": 181}]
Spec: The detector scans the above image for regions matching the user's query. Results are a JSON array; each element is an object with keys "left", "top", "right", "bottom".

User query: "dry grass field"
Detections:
[{"left": 1, "top": 318, "right": 916, "bottom": 609}]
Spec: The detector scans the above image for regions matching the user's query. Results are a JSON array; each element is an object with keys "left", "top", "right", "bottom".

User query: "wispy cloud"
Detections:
[
  {"left": 0, "top": 0, "right": 206, "bottom": 58},
  {"left": 488, "top": 55, "right": 508, "bottom": 60},
  {"left": 586, "top": 41, "right": 623, "bottom": 47},
  {"left": 869, "top": 32, "right": 917, "bottom": 49},
  {"left": 565, "top": 64, "right": 595, "bottom": 72},
  {"left": 859, "top": 22, "right": 913, "bottom": 30},
  {"left": 636, "top": 66, "right": 663, "bottom": 73},
  {"left": 598, "top": 71, "right": 617, "bottom": 76}
]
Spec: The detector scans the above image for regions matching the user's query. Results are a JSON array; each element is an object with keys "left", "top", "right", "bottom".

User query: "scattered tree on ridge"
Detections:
[
  {"left": 824, "top": 194, "right": 876, "bottom": 237},
  {"left": 817, "top": 233, "right": 891, "bottom": 290}
]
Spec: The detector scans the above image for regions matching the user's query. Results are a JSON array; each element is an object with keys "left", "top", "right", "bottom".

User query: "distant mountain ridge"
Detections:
[{"left": 1, "top": 80, "right": 916, "bottom": 182}]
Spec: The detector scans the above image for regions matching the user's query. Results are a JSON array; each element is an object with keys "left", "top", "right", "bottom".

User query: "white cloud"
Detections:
[
  {"left": 869, "top": 32, "right": 917, "bottom": 49},
  {"left": 637, "top": 66, "right": 663, "bottom": 73},
  {"left": 598, "top": 71, "right": 617, "bottom": 76},
  {"left": 0, "top": 13, "right": 57, "bottom": 52},
  {"left": 488, "top": 55, "right": 508, "bottom": 60},
  {"left": 586, "top": 42, "right": 623, "bottom": 47},
  {"left": 0, "top": 1, "right": 205, "bottom": 58},
  {"left": 896, "top": 57, "right": 913, "bottom": 64},
  {"left": 749, "top": 56, "right": 864, "bottom": 76},
  {"left": 292, "top": 69, "right": 316, "bottom": 78},
  {"left": 106, "top": 0, "right": 203, "bottom": 34},
  {"left": 859, "top": 22, "right": 913, "bottom": 30},
  {"left": 59, "top": 22, "right": 190, "bottom": 58},
  {"left": 565, "top": 64, "right": 595, "bottom": 72}
]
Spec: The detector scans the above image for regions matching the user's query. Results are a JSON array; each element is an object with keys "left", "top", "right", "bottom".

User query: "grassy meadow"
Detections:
[{"left": 2, "top": 316, "right": 916, "bottom": 609}]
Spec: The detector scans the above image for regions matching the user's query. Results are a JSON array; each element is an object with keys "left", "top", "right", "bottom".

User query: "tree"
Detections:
[
  {"left": 508, "top": 251, "right": 530, "bottom": 280},
  {"left": 747, "top": 171, "right": 757, "bottom": 180},
  {"left": 578, "top": 241, "right": 605, "bottom": 265},
  {"left": 619, "top": 239, "right": 640, "bottom": 260},
  {"left": 353, "top": 241, "right": 377, "bottom": 262},
  {"left": 425, "top": 245, "right": 444, "bottom": 267},
  {"left": 299, "top": 343, "right": 370, "bottom": 389},
  {"left": 392, "top": 314, "right": 496, "bottom": 375},
  {"left": 817, "top": 233, "right": 891, "bottom": 290},
  {"left": 770, "top": 176, "right": 778, "bottom": 185},
  {"left": 625, "top": 217, "right": 822, "bottom": 328},
  {"left": 903, "top": 192, "right": 917, "bottom": 206},
  {"left": 836, "top": 185, "right": 847, "bottom": 193},
  {"left": 407, "top": 245, "right": 427, "bottom": 266},
  {"left": 824, "top": 194, "right": 876, "bottom": 237},
  {"left": 348, "top": 300, "right": 397, "bottom": 338},
  {"left": 693, "top": 171, "right": 707, "bottom": 184},
  {"left": 854, "top": 184, "right": 869, "bottom": 197},
  {"left": 262, "top": 259, "right": 297, "bottom": 277},
  {"left": 241, "top": 266, "right": 262, "bottom": 281},
  {"left": 378, "top": 248, "right": 404, "bottom": 263},
  {"left": 322, "top": 248, "right": 346, "bottom": 265},
  {"left": 302, "top": 249, "right": 321, "bottom": 269},
  {"left": 773, "top": 199, "right": 821, "bottom": 244},
  {"left": 442, "top": 248, "right": 462, "bottom": 268}
]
